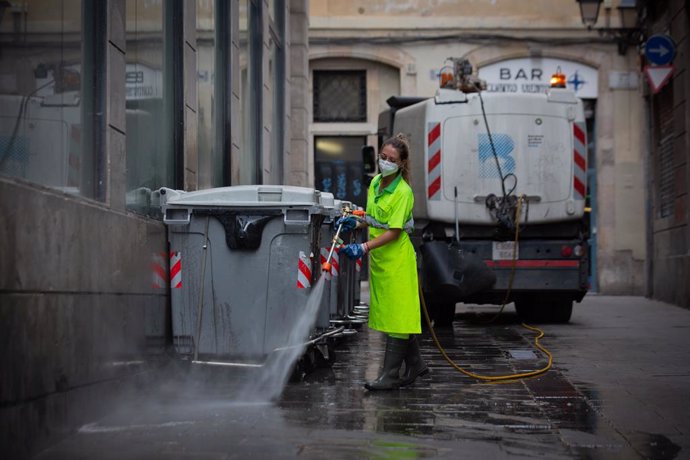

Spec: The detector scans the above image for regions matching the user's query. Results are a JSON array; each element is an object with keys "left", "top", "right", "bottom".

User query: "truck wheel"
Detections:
[
  {"left": 424, "top": 299, "right": 456, "bottom": 328},
  {"left": 549, "top": 300, "right": 573, "bottom": 323},
  {"left": 514, "top": 300, "right": 544, "bottom": 323},
  {"left": 313, "top": 343, "right": 336, "bottom": 368},
  {"left": 515, "top": 298, "right": 573, "bottom": 324}
]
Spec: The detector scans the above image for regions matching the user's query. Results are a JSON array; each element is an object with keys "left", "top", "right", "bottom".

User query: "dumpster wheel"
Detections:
[{"left": 291, "top": 342, "right": 336, "bottom": 382}]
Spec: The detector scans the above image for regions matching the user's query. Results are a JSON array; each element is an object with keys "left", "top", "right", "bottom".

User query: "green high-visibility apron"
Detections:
[{"left": 366, "top": 174, "right": 421, "bottom": 334}]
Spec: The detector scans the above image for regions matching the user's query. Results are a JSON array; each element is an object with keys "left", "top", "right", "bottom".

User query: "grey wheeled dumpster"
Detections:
[
  {"left": 326, "top": 200, "right": 344, "bottom": 323},
  {"left": 315, "top": 191, "right": 335, "bottom": 331},
  {"left": 352, "top": 204, "right": 366, "bottom": 307},
  {"left": 160, "top": 185, "right": 330, "bottom": 363},
  {"left": 337, "top": 200, "right": 355, "bottom": 321},
  {"left": 325, "top": 200, "right": 364, "bottom": 327}
]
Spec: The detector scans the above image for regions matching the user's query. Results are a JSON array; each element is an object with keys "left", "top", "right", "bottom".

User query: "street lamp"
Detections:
[
  {"left": 576, "top": 0, "right": 602, "bottom": 28},
  {"left": 617, "top": 0, "right": 638, "bottom": 29},
  {"left": 616, "top": 0, "right": 640, "bottom": 55},
  {"left": 575, "top": 0, "right": 641, "bottom": 55}
]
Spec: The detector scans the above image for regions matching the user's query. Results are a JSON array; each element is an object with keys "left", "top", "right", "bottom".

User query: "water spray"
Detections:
[{"left": 322, "top": 207, "right": 365, "bottom": 273}]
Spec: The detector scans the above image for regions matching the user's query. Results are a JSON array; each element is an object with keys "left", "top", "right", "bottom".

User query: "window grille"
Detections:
[
  {"left": 655, "top": 87, "right": 675, "bottom": 219},
  {"left": 313, "top": 70, "right": 366, "bottom": 122}
]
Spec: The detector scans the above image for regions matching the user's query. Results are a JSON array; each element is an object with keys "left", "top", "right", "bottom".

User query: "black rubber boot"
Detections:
[
  {"left": 364, "top": 336, "right": 407, "bottom": 391},
  {"left": 400, "top": 335, "right": 429, "bottom": 387}
]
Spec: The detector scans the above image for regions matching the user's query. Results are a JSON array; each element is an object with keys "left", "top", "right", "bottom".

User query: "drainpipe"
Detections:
[{"left": 644, "top": 91, "right": 654, "bottom": 298}]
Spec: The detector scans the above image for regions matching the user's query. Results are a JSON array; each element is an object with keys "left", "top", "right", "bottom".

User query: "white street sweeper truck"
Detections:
[{"left": 369, "top": 58, "right": 590, "bottom": 325}]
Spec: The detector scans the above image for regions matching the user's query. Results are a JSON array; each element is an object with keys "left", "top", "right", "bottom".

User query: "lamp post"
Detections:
[{"left": 575, "top": 0, "right": 641, "bottom": 55}]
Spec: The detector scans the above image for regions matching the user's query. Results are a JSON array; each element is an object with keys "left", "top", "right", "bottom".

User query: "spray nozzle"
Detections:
[
  {"left": 322, "top": 208, "right": 365, "bottom": 272},
  {"left": 340, "top": 205, "right": 366, "bottom": 219}
]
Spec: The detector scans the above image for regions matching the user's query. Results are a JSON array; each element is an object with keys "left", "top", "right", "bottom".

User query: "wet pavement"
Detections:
[{"left": 34, "top": 294, "right": 689, "bottom": 459}]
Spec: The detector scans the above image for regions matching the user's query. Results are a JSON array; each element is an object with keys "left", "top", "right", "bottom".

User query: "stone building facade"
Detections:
[
  {"left": 640, "top": 0, "right": 689, "bottom": 307},
  {"left": 308, "top": 0, "right": 650, "bottom": 296},
  {"left": 0, "top": 1, "right": 309, "bottom": 457}
]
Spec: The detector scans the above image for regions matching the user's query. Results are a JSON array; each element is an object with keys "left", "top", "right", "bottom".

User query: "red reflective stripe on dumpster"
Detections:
[
  {"left": 151, "top": 252, "right": 167, "bottom": 288},
  {"left": 331, "top": 247, "right": 340, "bottom": 277},
  {"left": 297, "top": 251, "right": 312, "bottom": 288},
  {"left": 170, "top": 252, "right": 182, "bottom": 288}
]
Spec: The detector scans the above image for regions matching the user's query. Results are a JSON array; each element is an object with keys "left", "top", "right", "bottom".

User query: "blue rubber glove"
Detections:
[
  {"left": 335, "top": 216, "right": 358, "bottom": 234},
  {"left": 341, "top": 243, "right": 366, "bottom": 260}
]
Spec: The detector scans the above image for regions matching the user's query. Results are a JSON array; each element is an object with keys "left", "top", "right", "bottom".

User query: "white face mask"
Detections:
[{"left": 378, "top": 158, "right": 400, "bottom": 177}]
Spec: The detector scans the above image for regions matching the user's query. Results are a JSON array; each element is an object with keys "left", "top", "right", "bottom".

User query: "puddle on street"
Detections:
[
  {"left": 275, "top": 315, "right": 683, "bottom": 459},
  {"left": 36, "top": 308, "right": 683, "bottom": 460}
]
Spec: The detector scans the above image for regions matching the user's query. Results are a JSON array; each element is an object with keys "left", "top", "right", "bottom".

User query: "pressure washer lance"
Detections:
[{"left": 322, "top": 208, "right": 366, "bottom": 272}]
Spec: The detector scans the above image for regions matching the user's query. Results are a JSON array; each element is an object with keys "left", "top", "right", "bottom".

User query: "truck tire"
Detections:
[
  {"left": 549, "top": 299, "right": 573, "bottom": 323},
  {"left": 515, "top": 297, "right": 573, "bottom": 324},
  {"left": 514, "top": 300, "right": 542, "bottom": 323},
  {"left": 424, "top": 299, "right": 456, "bottom": 328}
]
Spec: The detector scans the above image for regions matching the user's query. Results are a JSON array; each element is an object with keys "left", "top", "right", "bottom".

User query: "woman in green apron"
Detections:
[{"left": 340, "top": 134, "right": 428, "bottom": 390}]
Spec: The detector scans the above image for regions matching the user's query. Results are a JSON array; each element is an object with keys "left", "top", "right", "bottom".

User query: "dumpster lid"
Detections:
[
  {"left": 319, "top": 191, "right": 335, "bottom": 208},
  {"left": 161, "top": 185, "right": 325, "bottom": 208}
]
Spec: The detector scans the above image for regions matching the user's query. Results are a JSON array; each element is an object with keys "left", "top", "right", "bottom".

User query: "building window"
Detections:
[
  {"left": 313, "top": 70, "right": 366, "bottom": 122},
  {"left": 238, "top": 0, "right": 262, "bottom": 185},
  {"left": 197, "top": 0, "right": 217, "bottom": 188},
  {"left": 214, "top": 0, "right": 232, "bottom": 187},
  {"left": 125, "top": 0, "right": 174, "bottom": 214},
  {"left": 267, "top": 0, "right": 285, "bottom": 184},
  {"left": 0, "top": 1, "right": 96, "bottom": 197}
]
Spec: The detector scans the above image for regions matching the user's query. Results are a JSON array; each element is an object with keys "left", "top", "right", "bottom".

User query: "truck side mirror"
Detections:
[
  {"left": 362, "top": 145, "right": 376, "bottom": 174},
  {"left": 362, "top": 145, "right": 376, "bottom": 187}
]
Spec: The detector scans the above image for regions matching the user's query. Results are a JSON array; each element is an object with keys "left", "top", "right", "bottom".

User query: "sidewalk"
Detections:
[{"left": 33, "top": 294, "right": 689, "bottom": 459}]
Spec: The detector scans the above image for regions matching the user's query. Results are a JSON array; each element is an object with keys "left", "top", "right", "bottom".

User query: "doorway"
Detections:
[{"left": 314, "top": 135, "right": 367, "bottom": 207}]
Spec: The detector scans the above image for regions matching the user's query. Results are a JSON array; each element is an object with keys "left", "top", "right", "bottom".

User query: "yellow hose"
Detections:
[
  {"left": 420, "top": 194, "right": 553, "bottom": 382},
  {"left": 420, "top": 290, "right": 552, "bottom": 382}
]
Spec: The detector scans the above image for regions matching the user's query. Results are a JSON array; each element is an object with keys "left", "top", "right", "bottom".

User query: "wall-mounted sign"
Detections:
[
  {"left": 644, "top": 65, "right": 674, "bottom": 94},
  {"left": 609, "top": 71, "right": 639, "bottom": 90},
  {"left": 478, "top": 58, "right": 599, "bottom": 99},
  {"left": 644, "top": 34, "right": 676, "bottom": 66}
]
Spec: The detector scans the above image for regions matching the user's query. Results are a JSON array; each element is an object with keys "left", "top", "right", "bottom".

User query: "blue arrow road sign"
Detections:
[{"left": 645, "top": 34, "right": 676, "bottom": 66}]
